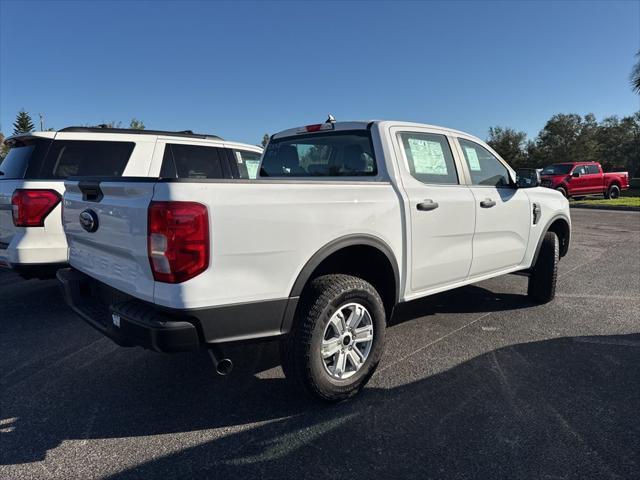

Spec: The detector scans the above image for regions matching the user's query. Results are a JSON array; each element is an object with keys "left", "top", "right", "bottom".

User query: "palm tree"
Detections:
[{"left": 632, "top": 50, "right": 640, "bottom": 94}]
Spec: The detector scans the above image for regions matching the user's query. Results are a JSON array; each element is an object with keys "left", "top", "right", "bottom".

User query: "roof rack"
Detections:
[{"left": 58, "top": 126, "right": 223, "bottom": 140}]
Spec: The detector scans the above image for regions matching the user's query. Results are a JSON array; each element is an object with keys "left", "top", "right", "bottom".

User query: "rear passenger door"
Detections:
[
  {"left": 391, "top": 128, "right": 475, "bottom": 294},
  {"left": 455, "top": 138, "right": 531, "bottom": 277}
]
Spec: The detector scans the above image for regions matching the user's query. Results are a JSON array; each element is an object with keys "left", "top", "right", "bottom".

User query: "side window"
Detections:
[
  {"left": 586, "top": 164, "right": 599, "bottom": 174},
  {"left": 458, "top": 138, "right": 511, "bottom": 187},
  {"left": 160, "top": 144, "right": 225, "bottom": 179},
  {"left": 573, "top": 165, "right": 587, "bottom": 176},
  {"left": 399, "top": 132, "right": 458, "bottom": 184},
  {"left": 233, "top": 150, "right": 262, "bottom": 179},
  {"left": 39, "top": 140, "right": 134, "bottom": 178}
]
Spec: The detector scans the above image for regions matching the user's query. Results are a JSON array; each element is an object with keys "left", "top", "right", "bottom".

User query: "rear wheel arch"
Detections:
[{"left": 288, "top": 235, "right": 400, "bottom": 320}]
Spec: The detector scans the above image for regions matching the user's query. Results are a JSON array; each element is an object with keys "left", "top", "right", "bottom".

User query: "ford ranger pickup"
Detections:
[{"left": 58, "top": 118, "right": 571, "bottom": 402}]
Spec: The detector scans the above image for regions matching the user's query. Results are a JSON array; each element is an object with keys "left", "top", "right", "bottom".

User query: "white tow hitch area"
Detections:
[{"left": 111, "top": 313, "right": 121, "bottom": 328}]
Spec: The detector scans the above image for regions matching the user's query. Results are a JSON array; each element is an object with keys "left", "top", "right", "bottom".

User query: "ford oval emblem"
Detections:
[{"left": 79, "top": 209, "right": 99, "bottom": 233}]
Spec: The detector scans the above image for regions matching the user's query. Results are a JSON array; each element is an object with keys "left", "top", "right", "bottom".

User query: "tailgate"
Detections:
[{"left": 63, "top": 179, "right": 156, "bottom": 301}]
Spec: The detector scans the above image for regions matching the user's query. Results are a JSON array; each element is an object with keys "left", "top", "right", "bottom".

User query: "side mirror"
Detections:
[
  {"left": 515, "top": 168, "right": 541, "bottom": 188},
  {"left": 572, "top": 171, "right": 581, "bottom": 178}
]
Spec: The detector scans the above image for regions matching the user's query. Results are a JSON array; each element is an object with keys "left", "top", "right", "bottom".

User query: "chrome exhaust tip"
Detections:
[{"left": 208, "top": 348, "right": 233, "bottom": 376}]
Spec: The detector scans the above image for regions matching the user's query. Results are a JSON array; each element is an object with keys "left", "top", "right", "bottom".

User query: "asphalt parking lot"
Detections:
[{"left": 1, "top": 208, "right": 639, "bottom": 480}]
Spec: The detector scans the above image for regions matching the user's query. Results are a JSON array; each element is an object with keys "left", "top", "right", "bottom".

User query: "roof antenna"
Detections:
[{"left": 326, "top": 114, "right": 336, "bottom": 124}]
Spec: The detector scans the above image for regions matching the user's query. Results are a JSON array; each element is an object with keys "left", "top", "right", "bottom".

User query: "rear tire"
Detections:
[
  {"left": 605, "top": 184, "right": 620, "bottom": 200},
  {"left": 528, "top": 232, "right": 559, "bottom": 304},
  {"left": 556, "top": 186, "right": 568, "bottom": 198},
  {"left": 280, "top": 274, "right": 386, "bottom": 402}
]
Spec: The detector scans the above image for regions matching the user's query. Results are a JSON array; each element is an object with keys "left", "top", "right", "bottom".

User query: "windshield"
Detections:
[
  {"left": 260, "top": 130, "right": 376, "bottom": 177},
  {"left": 541, "top": 164, "right": 572, "bottom": 175}
]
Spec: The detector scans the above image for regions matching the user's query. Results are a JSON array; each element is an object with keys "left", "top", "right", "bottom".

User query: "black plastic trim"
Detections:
[
  {"left": 59, "top": 126, "right": 223, "bottom": 140},
  {"left": 11, "top": 262, "right": 67, "bottom": 279},
  {"left": 57, "top": 268, "right": 292, "bottom": 349},
  {"left": 531, "top": 214, "right": 571, "bottom": 265},
  {"left": 289, "top": 234, "right": 400, "bottom": 302}
]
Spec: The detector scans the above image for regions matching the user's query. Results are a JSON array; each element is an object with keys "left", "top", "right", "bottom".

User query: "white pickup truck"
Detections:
[
  {"left": 58, "top": 119, "right": 571, "bottom": 402},
  {"left": 0, "top": 127, "right": 262, "bottom": 279}
]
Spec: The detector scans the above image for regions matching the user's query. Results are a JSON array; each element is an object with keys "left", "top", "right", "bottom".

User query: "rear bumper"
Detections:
[
  {"left": 57, "top": 268, "right": 298, "bottom": 353},
  {"left": 0, "top": 231, "right": 68, "bottom": 269},
  {"left": 57, "top": 268, "right": 200, "bottom": 352}
]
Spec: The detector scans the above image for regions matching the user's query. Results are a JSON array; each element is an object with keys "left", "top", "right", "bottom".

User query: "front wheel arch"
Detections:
[{"left": 531, "top": 216, "right": 570, "bottom": 266}]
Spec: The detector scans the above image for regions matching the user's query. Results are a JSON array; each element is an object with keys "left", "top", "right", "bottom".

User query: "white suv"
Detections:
[{"left": 0, "top": 127, "right": 262, "bottom": 279}]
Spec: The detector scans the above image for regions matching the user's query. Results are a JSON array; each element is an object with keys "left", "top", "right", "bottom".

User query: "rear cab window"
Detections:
[{"left": 260, "top": 130, "right": 377, "bottom": 177}]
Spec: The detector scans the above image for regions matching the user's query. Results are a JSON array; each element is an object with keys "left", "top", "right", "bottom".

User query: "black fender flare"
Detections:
[
  {"left": 289, "top": 234, "right": 400, "bottom": 300},
  {"left": 280, "top": 234, "right": 401, "bottom": 334},
  {"left": 531, "top": 214, "right": 571, "bottom": 266}
]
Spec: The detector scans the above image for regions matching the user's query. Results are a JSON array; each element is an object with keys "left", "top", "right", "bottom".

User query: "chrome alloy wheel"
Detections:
[{"left": 321, "top": 302, "right": 374, "bottom": 380}]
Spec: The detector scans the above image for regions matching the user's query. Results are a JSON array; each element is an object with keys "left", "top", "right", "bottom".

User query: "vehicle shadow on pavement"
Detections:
[
  {"left": 389, "top": 283, "right": 536, "bottom": 327},
  {"left": 1, "top": 271, "right": 637, "bottom": 478},
  {"left": 104, "top": 333, "right": 637, "bottom": 479}
]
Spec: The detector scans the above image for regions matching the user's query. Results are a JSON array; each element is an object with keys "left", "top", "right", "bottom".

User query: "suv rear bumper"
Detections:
[
  {"left": 0, "top": 232, "right": 68, "bottom": 271},
  {"left": 57, "top": 268, "right": 298, "bottom": 353}
]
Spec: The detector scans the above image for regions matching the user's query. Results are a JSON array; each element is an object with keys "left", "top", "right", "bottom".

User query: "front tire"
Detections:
[
  {"left": 528, "top": 232, "right": 559, "bottom": 304},
  {"left": 281, "top": 274, "right": 386, "bottom": 402}
]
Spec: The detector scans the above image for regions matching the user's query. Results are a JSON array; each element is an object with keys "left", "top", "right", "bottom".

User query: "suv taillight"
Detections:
[
  {"left": 11, "top": 189, "right": 61, "bottom": 227},
  {"left": 148, "top": 201, "right": 209, "bottom": 283}
]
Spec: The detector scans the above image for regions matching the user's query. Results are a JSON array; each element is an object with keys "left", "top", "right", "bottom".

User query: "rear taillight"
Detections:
[
  {"left": 11, "top": 189, "right": 61, "bottom": 227},
  {"left": 148, "top": 201, "right": 209, "bottom": 283}
]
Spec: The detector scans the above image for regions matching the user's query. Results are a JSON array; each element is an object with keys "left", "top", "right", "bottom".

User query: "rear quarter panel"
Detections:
[{"left": 151, "top": 181, "right": 403, "bottom": 309}]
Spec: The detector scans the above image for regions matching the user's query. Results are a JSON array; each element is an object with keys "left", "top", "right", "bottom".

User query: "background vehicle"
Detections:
[
  {"left": 58, "top": 119, "right": 571, "bottom": 402},
  {"left": 0, "top": 127, "right": 261, "bottom": 279},
  {"left": 540, "top": 162, "right": 629, "bottom": 199}
]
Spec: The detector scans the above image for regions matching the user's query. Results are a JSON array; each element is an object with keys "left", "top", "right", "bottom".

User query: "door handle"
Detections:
[
  {"left": 480, "top": 198, "right": 496, "bottom": 208},
  {"left": 417, "top": 200, "right": 439, "bottom": 211}
]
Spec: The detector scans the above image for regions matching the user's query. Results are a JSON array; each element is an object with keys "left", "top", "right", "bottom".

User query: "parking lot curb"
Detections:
[{"left": 570, "top": 204, "right": 640, "bottom": 212}]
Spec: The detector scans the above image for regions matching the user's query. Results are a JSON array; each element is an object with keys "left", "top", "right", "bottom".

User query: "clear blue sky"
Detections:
[{"left": 1, "top": 0, "right": 638, "bottom": 144}]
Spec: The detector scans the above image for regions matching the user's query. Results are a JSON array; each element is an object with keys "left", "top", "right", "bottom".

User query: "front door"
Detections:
[
  {"left": 392, "top": 129, "right": 475, "bottom": 294},
  {"left": 569, "top": 165, "right": 589, "bottom": 195},
  {"left": 456, "top": 138, "right": 531, "bottom": 277}
]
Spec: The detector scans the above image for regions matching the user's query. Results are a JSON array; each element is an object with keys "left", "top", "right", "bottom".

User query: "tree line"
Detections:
[
  {"left": 2, "top": 109, "right": 639, "bottom": 177},
  {"left": 487, "top": 111, "right": 640, "bottom": 176}
]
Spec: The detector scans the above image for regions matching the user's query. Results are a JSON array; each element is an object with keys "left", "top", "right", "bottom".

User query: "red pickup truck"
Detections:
[{"left": 540, "top": 162, "right": 629, "bottom": 199}]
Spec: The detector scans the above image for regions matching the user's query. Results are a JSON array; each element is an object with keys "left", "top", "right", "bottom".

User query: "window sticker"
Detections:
[
  {"left": 408, "top": 138, "right": 447, "bottom": 175},
  {"left": 245, "top": 160, "right": 260, "bottom": 179},
  {"left": 464, "top": 146, "right": 481, "bottom": 171}
]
